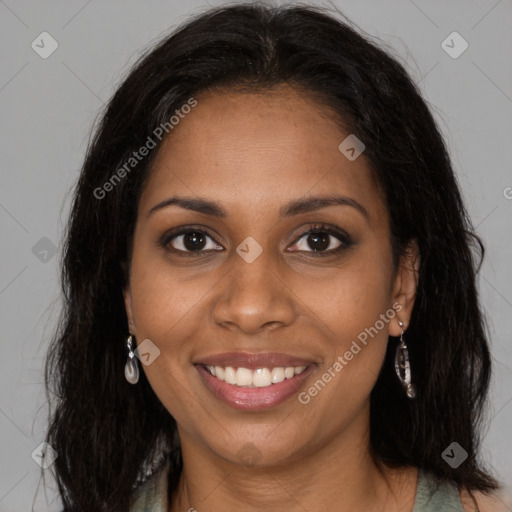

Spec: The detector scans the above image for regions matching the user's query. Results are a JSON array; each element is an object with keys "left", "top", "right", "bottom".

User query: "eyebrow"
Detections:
[{"left": 147, "top": 194, "right": 369, "bottom": 220}]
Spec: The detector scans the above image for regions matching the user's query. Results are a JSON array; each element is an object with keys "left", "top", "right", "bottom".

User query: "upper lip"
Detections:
[{"left": 195, "top": 352, "right": 315, "bottom": 369}]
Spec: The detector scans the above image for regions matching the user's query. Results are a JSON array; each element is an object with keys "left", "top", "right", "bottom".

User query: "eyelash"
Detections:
[
  {"left": 290, "top": 223, "right": 353, "bottom": 257},
  {"left": 158, "top": 223, "right": 353, "bottom": 258}
]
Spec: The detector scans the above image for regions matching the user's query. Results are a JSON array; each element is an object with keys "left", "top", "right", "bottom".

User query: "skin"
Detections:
[{"left": 123, "top": 85, "right": 500, "bottom": 511}]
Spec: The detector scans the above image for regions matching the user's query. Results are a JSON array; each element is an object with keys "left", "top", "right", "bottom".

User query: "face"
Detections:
[{"left": 124, "top": 85, "right": 418, "bottom": 467}]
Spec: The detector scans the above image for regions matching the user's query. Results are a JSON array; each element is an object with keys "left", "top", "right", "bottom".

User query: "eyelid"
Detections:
[
  {"left": 159, "top": 225, "right": 222, "bottom": 254},
  {"left": 288, "top": 223, "right": 352, "bottom": 256},
  {"left": 291, "top": 223, "right": 350, "bottom": 243}
]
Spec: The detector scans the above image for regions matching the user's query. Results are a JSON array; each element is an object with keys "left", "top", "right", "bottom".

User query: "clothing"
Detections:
[
  {"left": 128, "top": 460, "right": 465, "bottom": 512},
  {"left": 412, "top": 470, "right": 465, "bottom": 511},
  {"left": 129, "top": 460, "right": 169, "bottom": 512}
]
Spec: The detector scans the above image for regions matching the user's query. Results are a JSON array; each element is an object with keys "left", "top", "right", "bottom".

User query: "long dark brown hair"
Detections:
[{"left": 44, "top": 3, "right": 499, "bottom": 510}]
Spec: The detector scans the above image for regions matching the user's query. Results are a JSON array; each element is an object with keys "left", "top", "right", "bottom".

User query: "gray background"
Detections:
[{"left": 1, "top": 0, "right": 511, "bottom": 510}]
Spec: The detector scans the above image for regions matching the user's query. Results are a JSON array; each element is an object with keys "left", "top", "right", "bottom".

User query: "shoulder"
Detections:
[{"left": 460, "top": 488, "right": 512, "bottom": 512}]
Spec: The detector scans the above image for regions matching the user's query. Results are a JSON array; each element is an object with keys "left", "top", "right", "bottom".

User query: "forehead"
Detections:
[{"left": 139, "top": 86, "right": 385, "bottom": 223}]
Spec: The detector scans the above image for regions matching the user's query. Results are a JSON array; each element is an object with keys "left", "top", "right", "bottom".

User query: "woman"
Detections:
[{"left": 44, "top": 3, "right": 508, "bottom": 511}]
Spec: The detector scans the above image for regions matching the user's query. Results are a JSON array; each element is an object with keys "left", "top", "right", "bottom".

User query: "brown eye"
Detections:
[
  {"left": 294, "top": 231, "right": 342, "bottom": 252},
  {"left": 161, "top": 229, "right": 223, "bottom": 254},
  {"left": 289, "top": 223, "right": 353, "bottom": 257}
]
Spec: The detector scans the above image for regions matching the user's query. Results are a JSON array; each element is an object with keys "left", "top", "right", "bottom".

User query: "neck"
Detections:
[{"left": 169, "top": 409, "right": 418, "bottom": 512}]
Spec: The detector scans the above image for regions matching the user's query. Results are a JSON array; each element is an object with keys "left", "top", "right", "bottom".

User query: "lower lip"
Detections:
[{"left": 196, "top": 364, "right": 316, "bottom": 411}]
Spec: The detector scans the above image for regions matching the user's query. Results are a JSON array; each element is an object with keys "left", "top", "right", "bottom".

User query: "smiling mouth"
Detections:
[
  {"left": 196, "top": 362, "right": 316, "bottom": 411},
  {"left": 194, "top": 351, "right": 317, "bottom": 410},
  {"left": 204, "top": 365, "right": 308, "bottom": 388}
]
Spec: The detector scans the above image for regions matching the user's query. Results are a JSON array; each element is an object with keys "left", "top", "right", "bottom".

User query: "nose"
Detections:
[{"left": 211, "top": 249, "right": 297, "bottom": 335}]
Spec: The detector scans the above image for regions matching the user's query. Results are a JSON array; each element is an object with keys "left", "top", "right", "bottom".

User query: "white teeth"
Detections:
[
  {"left": 284, "top": 367, "right": 295, "bottom": 379},
  {"left": 294, "top": 366, "right": 306, "bottom": 375},
  {"left": 253, "top": 368, "right": 271, "bottom": 387},
  {"left": 205, "top": 364, "right": 308, "bottom": 388},
  {"left": 215, "top": 366, "right": 225, "bottom": 381},
  {"left": 271, "top": 367, "right": 285, "bottom": 383},
  {"left": 224, "top": 366, "right": 236, "bottom": 385},
  {"left": 235, "top": 367, "right": 253, "bottom": 386}
]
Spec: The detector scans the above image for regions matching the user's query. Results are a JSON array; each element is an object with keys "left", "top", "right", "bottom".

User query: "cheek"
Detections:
[
  {"left": 292, "top": 245, "right": 395, "bottom": 407},
  {"left": 128, "top": 267, "right": 208, "bottom": 403},
  {"left": 128, "top": 253, "right": 207, "bottom": 425},
  {"left": 128, "top": 239, "right": 206, "bottom": 339},
  {"left": 293, "top": 248, "right": 394, "bottom": 346},
  {"left": 126, "top": 245, "right": 203, "bottom": 401}
]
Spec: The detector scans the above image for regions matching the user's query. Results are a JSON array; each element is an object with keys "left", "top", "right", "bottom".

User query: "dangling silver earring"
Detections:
[
  {"left": 395, "top": 320, "right": 416, "bottom": 398},
  {"left": 124, "top": 334, "right": 140, "bottom": 384}
]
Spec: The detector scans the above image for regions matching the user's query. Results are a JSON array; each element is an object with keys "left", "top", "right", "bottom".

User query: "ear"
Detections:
[
  {"left": 121, "top": 259, "right": 137, "bottom": 335},
  {"left": 389, "top": 240, "right": 420, "bottom": 337},
  {"left": 123, "top": 284, "right": 137, "bottom": 335}
]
